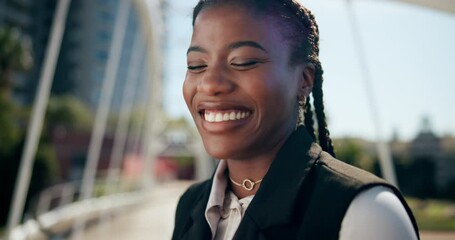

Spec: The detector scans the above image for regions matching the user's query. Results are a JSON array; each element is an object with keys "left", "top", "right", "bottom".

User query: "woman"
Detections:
[{"left": 173, "top": 0, "right": 419, "bottom": 239}]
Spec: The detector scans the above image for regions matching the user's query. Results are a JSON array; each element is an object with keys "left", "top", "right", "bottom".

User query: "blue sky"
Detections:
[{"left": 163, "top": 0, "right": 455, "bottom": 141}]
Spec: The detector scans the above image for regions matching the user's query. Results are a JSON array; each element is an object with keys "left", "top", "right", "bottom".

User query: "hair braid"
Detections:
[
  {"left": 312, "top": 65, "right": 335, "bottom": 156},
  {"left": 282, "top": 1, "right": 335, "bottom": 156},
  {"left": 303, "top": 9, "right": 336, "bottom": 157}
]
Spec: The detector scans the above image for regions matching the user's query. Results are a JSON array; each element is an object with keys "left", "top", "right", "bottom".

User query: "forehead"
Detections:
[{"left": 191, "top": 4, "right": 288, "bottom": 50}]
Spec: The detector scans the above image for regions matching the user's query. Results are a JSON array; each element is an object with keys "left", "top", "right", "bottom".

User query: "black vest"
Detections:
[{"left": 172, "top": 127, "right": 419, "bottom": 240}]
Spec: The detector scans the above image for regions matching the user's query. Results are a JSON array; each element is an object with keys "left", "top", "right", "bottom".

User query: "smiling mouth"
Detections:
[{"left": 201, "top": 110, "right": 251, "bottom": 123}]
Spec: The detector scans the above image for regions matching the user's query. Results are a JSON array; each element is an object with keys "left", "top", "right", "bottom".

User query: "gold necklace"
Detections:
[{"left": 229, "top": 176, "right": 263, "bottom": 191}]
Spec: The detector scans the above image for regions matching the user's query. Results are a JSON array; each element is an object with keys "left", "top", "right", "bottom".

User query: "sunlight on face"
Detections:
[{"left": 183, "top": 5, "right": 304, "bottom": 160}]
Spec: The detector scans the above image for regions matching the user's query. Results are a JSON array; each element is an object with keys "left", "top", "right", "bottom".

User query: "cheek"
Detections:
[
  {"left": 182, "top": 76, "right": 195, "bottom": 108},
  {"left": 250, "top": 72, "right": 297, "bottom": 105}
]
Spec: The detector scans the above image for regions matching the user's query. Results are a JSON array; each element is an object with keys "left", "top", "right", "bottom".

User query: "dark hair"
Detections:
[{"left": 192, "top": 0, "right": 335, "bottom": 157}]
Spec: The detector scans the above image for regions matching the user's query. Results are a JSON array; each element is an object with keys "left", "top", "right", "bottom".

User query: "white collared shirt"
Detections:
[
  {"left": 205, "top": 160, "right": 249, "bottom": 240},
  {"left": 204, "top": 160, "right": 417, "bottom": 240}
]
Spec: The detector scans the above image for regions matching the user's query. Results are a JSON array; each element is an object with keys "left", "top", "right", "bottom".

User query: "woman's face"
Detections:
[{"left": 184, "top": 5, "right": 308, "bottom": 160}]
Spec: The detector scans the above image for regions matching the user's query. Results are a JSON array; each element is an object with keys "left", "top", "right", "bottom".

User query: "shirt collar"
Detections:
[
  {"left": 205, "top": 160, "right": 228, "bottom": 238},
  {"left": 203, "top": 127, "right": 320, "bottom": 234}
]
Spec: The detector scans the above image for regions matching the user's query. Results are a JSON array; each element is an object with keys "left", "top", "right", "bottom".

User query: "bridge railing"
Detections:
[{"left": 10, "top": 187, "right": 148, "bottom": 240}]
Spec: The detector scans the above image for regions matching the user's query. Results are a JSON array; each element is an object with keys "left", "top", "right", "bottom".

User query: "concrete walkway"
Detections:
[
  {"left": 76, "top": 181, "right": 454, "bottom": 240},
  {"left": 74, "top": 181, "right": 192, "bottom": 240},
  {"left": 421, "top": 231, "right": 455, "bottom": 240}
]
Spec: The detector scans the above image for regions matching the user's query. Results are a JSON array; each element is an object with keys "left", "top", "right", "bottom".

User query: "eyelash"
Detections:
[
  {"left": 187, "top": 65, "right": 207, "bottom": 71},
  {"left": 187, "top": 60, "right": 263, "bottom": 72},
  {"left": 231, "top": 60, "right": 259, "bottom": 67}
]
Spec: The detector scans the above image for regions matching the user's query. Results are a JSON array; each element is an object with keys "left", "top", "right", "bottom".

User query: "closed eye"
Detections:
[
  {"left": 231, "top": 60, "right": 263, "bottom": 69},
  {"left": 187, "top": 64, "right": 207, "bottom": 72}
]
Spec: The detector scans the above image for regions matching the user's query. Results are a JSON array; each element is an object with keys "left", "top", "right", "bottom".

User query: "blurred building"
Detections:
[
  {"left": 0, "top": 0, "right": 32, "bottom": 30},
  {"left": 156, "top": 124, "right": 195, "bottom": 181},
  {"left": 154, "top": 117, "right": 213, "bottom": 182},
  {"left": 1, "top": 0, "right": 153, "bottom": 111},
  {"left": 335, "top": 116, "right": 455, "bottom": 197},
  {"left": 51, "top": 116, "right": 214, "bottom": 183},
  {"left": 53, "top": 0, "right": 152, "bottom": 111},
  {"left": 408, "top": 117, "right": 455, "bottom": 193}
]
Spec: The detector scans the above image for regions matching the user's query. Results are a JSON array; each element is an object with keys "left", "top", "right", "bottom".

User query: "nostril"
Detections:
[{"left": 197, "top": 73, "right": 234, "bottom": 95}]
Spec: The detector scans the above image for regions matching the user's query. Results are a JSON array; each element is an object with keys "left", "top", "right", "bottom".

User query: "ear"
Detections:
[{"left": 298, "top": 63, "right": 315, "bottom": 99}]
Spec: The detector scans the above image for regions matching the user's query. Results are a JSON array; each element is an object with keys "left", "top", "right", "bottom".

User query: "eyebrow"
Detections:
[
  {"left": 186, "top": 41, "right": 267, "bottom": 55},
  {"left": 187, "top": 46, "right": 207, "bottom": 55},
  {"left": 228, "top": 41, "right": 267, "bottom": 53}
]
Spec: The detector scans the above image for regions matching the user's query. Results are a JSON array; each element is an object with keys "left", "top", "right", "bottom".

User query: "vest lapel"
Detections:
[
  {"left": 182, "top": 181, "right": 212, "bottom": 239},
  {"left": 241, "top": 127, "right": 320, "bottom": 230}
]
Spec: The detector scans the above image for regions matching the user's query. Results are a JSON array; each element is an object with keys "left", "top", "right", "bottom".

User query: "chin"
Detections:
[
  {"left": 203, "top": 142, "right": 231, "bottom": 160},
  {"left": 201, "top": 137, "right": 241, "bottom": 160}
]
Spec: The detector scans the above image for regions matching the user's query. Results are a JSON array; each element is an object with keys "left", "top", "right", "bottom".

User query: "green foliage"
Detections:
[
  {"left": 176, "top": 156, "right": 194, "bottom": 167},
  {"left": 0, "top": 96, "right": 83, "bottom": 226},
  {"left": 129, "top": 106, "right": 148, "bottom": 128},
  {"left": 334, "top": 138, "right": 375, "bottom": 173},
  {"left": 25, "top": 142, "right": 58, "bottom": 211},
  {"left": 35, "top": 142, "right": 58, "bottom": 183},
  {"left": 407, "top": 197, "right": 455, "bottom": 231},
  {"left": 46, "top": 96, "right": 93, "bottom": 132},
  {"left": 0, "top": 26, "right": 33, "bottom": 98},
  {"left": 0, "top": 26, "right": 33, "bottom": 71},
  {"left": 397, "top": 158, "right": 436, "bottom": 199},
  {"left": 0, "top": 97, "right": 21, "bottom": 156}
]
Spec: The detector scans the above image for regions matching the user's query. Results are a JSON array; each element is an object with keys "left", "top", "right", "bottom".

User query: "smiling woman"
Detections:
[{"left": 173, "top": 0, "right": 420, "bottom": 239}]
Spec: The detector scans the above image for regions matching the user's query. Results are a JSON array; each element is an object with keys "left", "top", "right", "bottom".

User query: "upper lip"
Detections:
[{"left": 196, "top": 101, "right": 253, "bottom": 114}]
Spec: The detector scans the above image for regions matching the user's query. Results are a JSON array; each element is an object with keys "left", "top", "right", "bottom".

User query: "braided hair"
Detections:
[{"left": 192, "top": 0, "right": 336, "bottom": 157}]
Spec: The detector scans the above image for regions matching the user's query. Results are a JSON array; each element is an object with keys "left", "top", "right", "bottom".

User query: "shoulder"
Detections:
[
  {"left": 340, "top": 186, "right": 418, "bottom": 240},
  {"left": 315, "top": 151, "right": 419, "bottom": 239},
  {"left": 316, "top": 151, "right": 386, "bottom": 187}
]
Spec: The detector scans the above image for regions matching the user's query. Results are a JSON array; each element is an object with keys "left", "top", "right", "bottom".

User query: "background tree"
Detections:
[
  {"left": 45, "top": 95, "right": 93, "bottom": 134},
  {"left": 0, "top": 97, "right": 20, "bottom": 157},
  {"left": 334, "top": 138, "right": 375, "bottom": 173},
  {"left": 0, "top": 26, "right": 33, "bottom": 99}
]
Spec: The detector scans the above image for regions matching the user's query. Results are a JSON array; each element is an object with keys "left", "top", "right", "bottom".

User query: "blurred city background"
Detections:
[{"left": 0, "top": 0, "right": 454, "bottom": 239}]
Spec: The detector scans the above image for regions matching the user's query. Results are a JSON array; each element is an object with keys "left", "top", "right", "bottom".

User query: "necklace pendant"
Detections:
[
  {"left": 242, "top": 179, "right": 255, "bottom": 191},
  {"left": 229, "top": 176, "right": 263, "bottom": 191}
]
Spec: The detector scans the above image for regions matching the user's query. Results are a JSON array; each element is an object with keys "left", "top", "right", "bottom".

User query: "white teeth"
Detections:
[
  {"left": 204, "top": 110, "right": 251, "bottom": 123},
  {"left": 223, "top": 113, "right": 230, "bottom": 121},
  {"left": 215, "top": 113, "right": 223, "bottom": 122},
  {"left": 205, "top": 112, "right": 216, "bottom": 122},
  {"left": 229, "top": 112, "right": 236, "bottom": 120}
]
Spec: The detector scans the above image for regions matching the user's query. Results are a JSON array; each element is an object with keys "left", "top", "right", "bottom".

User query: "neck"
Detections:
[
  {"left": 225, "top": 125, "right": 296, "bottom": 198},
  {"left": 226, "top": 144, "right": 282, "bottom": 199}
]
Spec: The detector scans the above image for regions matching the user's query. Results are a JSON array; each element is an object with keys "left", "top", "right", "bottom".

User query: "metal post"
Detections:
[
  {"left": 96, "top": 31, "right": 145, "bottom": 236},
  {"left": 104, "top": 32, "right": 145, "bottom": 195},
  {"left": 125, "top": 63, "right": 149, "bottom": 178},
  {"left": 71, "top": 0, "right": 131, "bottom": 238},
  {"left": 6, "top": 0, "right": 71, "bottom": 234},
  {"left": 123, "top": 60, "right": 150, "bottom": 191},
  {"left": 140, "top": 0, "right": 165, "bottom": 191},
  {"left": 345, "top": 0, "right": 397, "bottom": 186}
]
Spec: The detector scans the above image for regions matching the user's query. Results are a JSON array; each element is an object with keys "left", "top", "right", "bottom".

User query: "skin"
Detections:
[{"left": 184, "top": 4, "right": 314, "bottom": 198}]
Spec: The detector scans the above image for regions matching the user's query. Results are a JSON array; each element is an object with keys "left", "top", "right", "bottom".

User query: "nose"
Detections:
[{"left": 197, "top": 64, "right": 234, "bottom": 96}]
